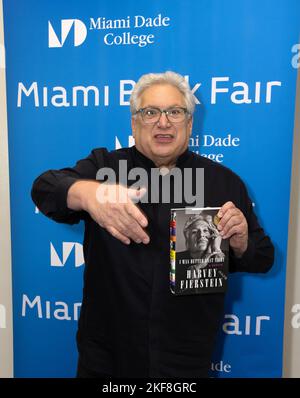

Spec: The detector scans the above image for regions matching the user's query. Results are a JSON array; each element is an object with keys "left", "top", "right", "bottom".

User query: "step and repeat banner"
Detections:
[{"left": 2, "top": 0, "right": 300, "bottom": 377}]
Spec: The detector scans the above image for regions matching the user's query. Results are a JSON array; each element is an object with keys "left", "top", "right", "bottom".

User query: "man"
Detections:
[{"left": 31, "top": 71, "right": 274, "bottom": 377}]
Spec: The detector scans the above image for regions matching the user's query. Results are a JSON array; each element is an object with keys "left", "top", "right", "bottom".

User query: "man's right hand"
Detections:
[{"left": 67, "top": 180, "right": 149, "bottom": 245}]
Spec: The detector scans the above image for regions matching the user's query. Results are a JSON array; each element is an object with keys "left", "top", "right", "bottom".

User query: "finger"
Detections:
[
  {"left": 223, "top": 223, "right": 247, "bottom": 240},
  {"left": 118, "top": 213, "right": 149, "bottom": 244},
  {"left": 218, "top": 201, "right": 236, "bottom": 218},
  {"left": 220, "top": 215, "right": 244, "bottom": 237},
  {"left": 218, "top": 208, "right": 241, "bottom": 230},
  {"left": 106, "top": 225, "right": 131, "bottom": 245},
  {"left": 108, "top": 216, "right": 133, "bottom": 239},
  {"left": 103, "top": 213, "right": 142, "bottom": 244},
  {"left": 125, "top": 201, "right": 148, "bottom": 228}
]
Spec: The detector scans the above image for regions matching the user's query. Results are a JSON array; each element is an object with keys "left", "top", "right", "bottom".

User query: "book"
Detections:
[{"left": 170, "top": 207, "right": 229, "bottom": 295}]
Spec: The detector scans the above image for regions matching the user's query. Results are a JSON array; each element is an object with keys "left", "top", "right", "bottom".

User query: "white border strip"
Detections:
[
  {"left": 0, "top": 0, "right": 14, "bottom": 378},
  {"left": 283, "top": 56, "right": 300, "bottom": 377}
]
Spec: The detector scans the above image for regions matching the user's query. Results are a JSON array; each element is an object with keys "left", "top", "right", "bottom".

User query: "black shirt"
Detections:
[{"left": 31, "top": 146, "right": 274, "bottom": 377}]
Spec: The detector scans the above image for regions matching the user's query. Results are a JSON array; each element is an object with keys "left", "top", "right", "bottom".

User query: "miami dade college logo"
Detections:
[
  {"left": 50, "top": 242, "right": 84, "bottom": 267},
  {"left": 48, "top": 19, "right": 87, "bottom": 48}
]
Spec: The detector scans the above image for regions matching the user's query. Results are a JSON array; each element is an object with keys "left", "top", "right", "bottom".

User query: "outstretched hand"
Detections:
[{"left": 68, "top": 181, "right": 149, "bottom": 245}]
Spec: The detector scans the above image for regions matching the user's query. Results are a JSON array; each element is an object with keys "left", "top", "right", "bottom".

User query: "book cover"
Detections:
[{"left": 170, "top": 207, "right": 229, "bottom": 295}]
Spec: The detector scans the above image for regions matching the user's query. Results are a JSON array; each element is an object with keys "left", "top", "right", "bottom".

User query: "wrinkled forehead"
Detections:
[{"left": 188, "top": 220, "right": 210, "bottom": 231}]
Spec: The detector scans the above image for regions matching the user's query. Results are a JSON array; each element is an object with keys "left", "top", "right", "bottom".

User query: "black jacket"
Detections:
[{"left": 31, "top": 146, "right": 274, "bottom": 377}]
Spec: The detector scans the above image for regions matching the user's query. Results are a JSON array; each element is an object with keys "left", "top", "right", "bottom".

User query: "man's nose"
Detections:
[
  {"left": 197, "top": 230, "right": 204, "bottom": 238},
  {"left": 157, "top": 112, "right": 170, "bottom": 128}
]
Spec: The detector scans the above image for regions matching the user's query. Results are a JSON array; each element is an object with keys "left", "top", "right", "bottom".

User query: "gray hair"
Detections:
[
  {"left": 183, "top": 215, "right": 207, "bottom": 238},
  {"left": 130, "top": 71, "right": 196, "bottom": 116}
]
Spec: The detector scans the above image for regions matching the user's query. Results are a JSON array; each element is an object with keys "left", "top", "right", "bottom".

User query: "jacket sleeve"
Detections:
[
  {"left": 31, "top": 148, "right": 107, "bottom": 225},
  {"left": 229, "top": 179, "right": 275, "bottom": 274}
]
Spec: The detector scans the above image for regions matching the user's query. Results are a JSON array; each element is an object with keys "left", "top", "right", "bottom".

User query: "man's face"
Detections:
[
  {"left": 131, "top": 84, "right": 193, "bottom": 167},
  {"left": 186, "top": 221, "right": 211, "bottom": 253}
]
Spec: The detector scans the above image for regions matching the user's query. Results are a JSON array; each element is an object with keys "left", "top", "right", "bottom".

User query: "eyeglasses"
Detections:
[{"left": 136, "top": 106, "right": 189, "bottom": 124}]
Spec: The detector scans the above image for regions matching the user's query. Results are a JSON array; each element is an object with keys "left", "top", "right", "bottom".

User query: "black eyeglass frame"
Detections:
[{"left": 135, "top": 106, "right": 190, "bottom": 124}]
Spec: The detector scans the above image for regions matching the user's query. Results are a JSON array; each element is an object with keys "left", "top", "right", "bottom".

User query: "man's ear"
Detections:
[
  {"left": 131, "top": 116, "right": 136, "bottom": 138},
  {"left": 188, "top": 116, "right": 193, "bottom": 136}
]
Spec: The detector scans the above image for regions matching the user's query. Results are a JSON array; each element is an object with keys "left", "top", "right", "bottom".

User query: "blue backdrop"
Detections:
[{"left": 3, "top": 0, "right": 299, "bottom": 377}]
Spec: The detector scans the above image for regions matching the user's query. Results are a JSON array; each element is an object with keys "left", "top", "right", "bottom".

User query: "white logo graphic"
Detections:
[
  {"left": 48, "top": 19, "right": 87, "bottom": 48},
  {"left": 50, "top": 242, "right": 84, "bottom": 267},
  {"left": 211, "top": 361, "right": 231, "bottom": 373},
  {"left": 223, "top": 314, "right": 270, "bottom": 335},
  {"left": 22, "top": 294, "right": 81, "bottom": 321},
  {"left": 0, "top": 304, "right": 6, "bottom": 329},
  {"left": 115, "top": 135, "right": 135, "bottom": 149}
]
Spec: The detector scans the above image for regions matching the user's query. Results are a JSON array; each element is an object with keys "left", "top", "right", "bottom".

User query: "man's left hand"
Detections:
[{"left": 217, "top": 201, "right": 248, "bottom": 258}]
